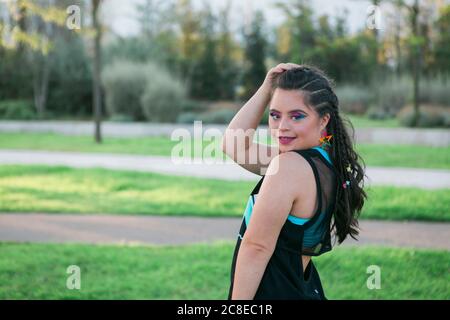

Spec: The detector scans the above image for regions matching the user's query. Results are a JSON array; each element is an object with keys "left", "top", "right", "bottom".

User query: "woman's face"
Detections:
[{"left": 269, "top": 88, "right": 330, "bottom": 153}]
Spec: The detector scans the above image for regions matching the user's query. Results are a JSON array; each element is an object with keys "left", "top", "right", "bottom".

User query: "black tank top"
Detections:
[{"left": 228, "top": 146, "right": 338, "bottom": 300}]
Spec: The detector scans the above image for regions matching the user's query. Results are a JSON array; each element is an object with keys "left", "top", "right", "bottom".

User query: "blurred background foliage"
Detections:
[{"left": 0, "top": 0, "right": 449, "bottom": 127}]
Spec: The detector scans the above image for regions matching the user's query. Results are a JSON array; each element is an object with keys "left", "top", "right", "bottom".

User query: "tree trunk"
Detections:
[
  {"left": 30, "top": 2, "right": 54, "bottom": 119},
  {"left": 394, "top": 1, "right": 402, "bottom": 77},
  {"left": 92, "top": 0, "right": 102, "bottom": 143},
  {"left": 33, "top": 54, "right": 50, "bottom": 119},
  {"left": 411, "top": 0, "right": 421, "bottom": 127}
]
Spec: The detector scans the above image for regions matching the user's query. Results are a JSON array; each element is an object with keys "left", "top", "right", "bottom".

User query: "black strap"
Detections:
[{"left": 292, "top": 150, "right": 323, "bottom": 223}]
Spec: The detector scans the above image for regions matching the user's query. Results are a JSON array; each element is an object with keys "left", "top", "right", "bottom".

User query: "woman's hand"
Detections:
[{"left": 262, "top": 62, "right": 302, "bottom": 88}]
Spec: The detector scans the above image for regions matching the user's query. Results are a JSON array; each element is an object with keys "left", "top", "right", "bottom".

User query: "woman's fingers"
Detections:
[
  {"left": 267, "top": 62, "right": 302, "bottom": 79},
  {"left": 275, "top": 62, "right": 301, "bottom": 71},
  {"left": 287, "top": 62, "right": 301, "bottom": 68}
]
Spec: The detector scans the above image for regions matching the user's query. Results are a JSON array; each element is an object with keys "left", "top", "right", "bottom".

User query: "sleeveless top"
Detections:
[{"left": 228, "top": 146, "right": 338, "bottom": 300}]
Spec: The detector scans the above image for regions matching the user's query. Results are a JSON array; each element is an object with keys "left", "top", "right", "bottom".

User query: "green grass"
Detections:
[
  {"left": 347, "top": 114, "right": 401, "bottom": 128},
  {"left": 0, "top": 132, "right": 186, "bottom": 157},
  {"left": 0, "top": 242, "right": 448, "bottom": 299},
  {"left": 1, "top": 165, "right": 449, "bottom": 221},
  {"left": 356, "top": 144, "right": 450, "bottom": 169},
  {"left": 0, "top": 132, "right": 449, "bottom": 169}
]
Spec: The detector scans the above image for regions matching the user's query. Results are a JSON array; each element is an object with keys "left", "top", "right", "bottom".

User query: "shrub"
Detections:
[
  {"left": 108, "top": 113, "right": 134, "bottom": 122},
  {"left": 335, "top": 85, "right": 374, "bottom": 115},
  {"left": 365, "top": 105, "right": 396, "bottom": 120},
  {"left": 419, "top": 75, "right": 450, "bottom": 106},
  {"left": 205, "top": 101, "right": 240, "bottom": 112},
  {"left": 140, "top": 63, "right": 187, "bottom": 123},
  {"left": 47, "top": 34, "right": 92, "bottom": 117},
  {"left": 397, "top": 105, "right": 449, "bottom": 128},
  {"left": 199, "top": 109, "right": 236, "bottom": 124},
  {"left": 444, "top": 112, "right": 450, "bottom": 127},
  {"left": 0, "top": 50, "right": 33, "bottom": 101},
  {"left": 376, "top": 76, "right": 412, "bottom": 116},
  {"left": 176, "top": 112, "right": 202, "bottom": 124},
  {"left": 101, "top": 60, "right": 148, "bottom": 121},
  {"left": 0, "top": 100, "right": 35, "bottom": 120},
  {"left": 370, "top": 75, "right": 450, "bottom": 119},
  {"left": 180, "top": 99, "right": 208, "bottom": 113}
]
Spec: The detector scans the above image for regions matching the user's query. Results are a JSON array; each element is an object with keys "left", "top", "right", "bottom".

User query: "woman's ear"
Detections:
[{"left": 320, "top": 113, "right": 331, "bottom": 131}]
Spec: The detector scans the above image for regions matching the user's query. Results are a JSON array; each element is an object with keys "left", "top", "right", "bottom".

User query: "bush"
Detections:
[
  {"left": 0, "top": 100, "right": 35, "bottom": 120},
  {"left": 102, "top": 60, "right": 148, "bottom": 121},
  {"left": 47, "top": 34, "right": 92, "bottom": 117},
  {"left": 108, "top": 113, "right": 134, "bottom": 122},
  {"left": 103, "top": 60, "right": 187, "bottom": 123},
  {"left": 444, "top": 112, "right": 450, "bottom": 127},
  {"left": 140, "top": 62, "right": 187, "bottom": 123},
  {"left": 205, "top": 101, "right": 240, "bottom": 112},
  {"left": 336, "top": 85, "right": 374, "bottom": 115},
  {"left": 180, "top": 99, "right": 208, "bottom": 113},
  {"left": 376, "top": 76, "right": 412, "bottom": 116},
  {"left": 176, "top": 112, "right": 202, "bottom": 124},
  {"left": 366, "top": 105, "right": 396, "bottom": 120},
  {"left": 370, "top": 75, "right": 450, "bottom": 119},
  {"left": 419, "top": 75, "right": 450, "bottom": 106},
  {"left": 0, "top": 50, "right": 33, "bottom": 101},
  {"left": 397, "top": 105, "right": 449, "bottom": 128},
  {"left": 199, "top": 109, "right": 236, "bottom": 124}
]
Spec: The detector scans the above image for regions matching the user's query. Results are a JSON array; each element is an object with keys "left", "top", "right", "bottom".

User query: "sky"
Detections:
[{"left": 101, "top": 0, "right": 377, "bottom": 38}]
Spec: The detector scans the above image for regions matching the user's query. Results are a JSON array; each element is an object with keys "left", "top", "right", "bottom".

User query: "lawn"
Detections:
[
  {"left": 0, "top": 242, "right": 448, "bottom": 299},
  {"left": 0, "top": 165, "right": 449, "bottom": 222},
  {"left": 0, "top": 132, "right": 449, "bottom": 169},
  {"left": 347, "top": 114, "right": 401, "bottom": 128}
]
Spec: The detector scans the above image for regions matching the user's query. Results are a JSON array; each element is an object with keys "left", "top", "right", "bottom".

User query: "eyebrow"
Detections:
[{"left": 269, "top": 108, "right": 308, "bottom": 114}]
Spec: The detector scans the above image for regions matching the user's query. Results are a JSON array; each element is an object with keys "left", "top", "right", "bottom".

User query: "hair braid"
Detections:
[{"left": 272, "top": 64, "right": 368, "bottom": 244}]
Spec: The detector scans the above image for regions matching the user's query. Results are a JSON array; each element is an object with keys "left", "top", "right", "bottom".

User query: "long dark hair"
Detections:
[{"left": 271, "top": 64, "right": 368, "bottom": 244}]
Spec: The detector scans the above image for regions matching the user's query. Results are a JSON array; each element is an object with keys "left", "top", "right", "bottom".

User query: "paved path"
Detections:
[
  {"left": 0, "top": 213, "right": 448, "bottom": 250},
  {"left": 1, "top": 120, "right": 449, "bottom": 146},
  {"left": 1, "top": 149, "right": 449, "bottom": 189}
]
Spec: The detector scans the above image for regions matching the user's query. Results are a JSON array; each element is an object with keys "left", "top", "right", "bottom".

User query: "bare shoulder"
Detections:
[{"left": 266, "top": 151, "right": 312, "bottom": 179}]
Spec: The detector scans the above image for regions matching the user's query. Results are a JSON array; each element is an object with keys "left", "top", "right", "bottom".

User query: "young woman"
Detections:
[{"left": 222, "top": 63, "right": 368, "bottom": 300}]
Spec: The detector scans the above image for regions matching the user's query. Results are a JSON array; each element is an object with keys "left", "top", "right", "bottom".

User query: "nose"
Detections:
[{"left": 278, "top": 116, "right": 291, "bottom": 131}]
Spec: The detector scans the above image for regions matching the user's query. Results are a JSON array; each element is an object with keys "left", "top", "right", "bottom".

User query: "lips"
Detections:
[{"left": 278, "top": 136, "right": 296, "bottom": 145}]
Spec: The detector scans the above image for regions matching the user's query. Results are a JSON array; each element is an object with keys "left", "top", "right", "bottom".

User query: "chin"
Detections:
[{"left": 278, "top": 145, "right": 293, "bottom": 153}]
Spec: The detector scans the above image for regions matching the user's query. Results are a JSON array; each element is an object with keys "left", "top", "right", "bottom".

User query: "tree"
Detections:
[
  {"left": 175, "top": 0, "right": 202, "bottom": 90},
  {"left": 275, "top": 0, "right": 316, "bottom": 63},
  {"left": 431, "top": 4, "right": 450, "bottom": 74},
  {"left": 376, "top": 0, "right": 442, "bottom": 126},
  {"left": 406, "top": 0, "right": 424, "bottom": 127},
  {"left": 136, "top": 0, "right": 176, "bottom": 40},
  {"left": 216, "top": 0, "right": 239, "bottom": 100},
  {"left": 389, "top": 0, "right": 407, "bottom": 76},
  {"left": 92, "top": 0, "right": 103, "bottom": 143},
  {"left": 241, "top": 10, "right": 267, "bottom": 100},
  {"left": 133, "top": 0, "right": 180, "bottom": 70},
  {"left": 0, "top": 0, "right": 66, "bottom": 53},
  {"left": 0, "top": 0, "right": 67, "bottom": 118},
  {"left": 189, "top": 4, "right": 221, "bottom": 100}
]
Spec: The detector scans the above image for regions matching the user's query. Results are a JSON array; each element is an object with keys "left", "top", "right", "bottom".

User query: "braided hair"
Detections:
[{"left": 271, "top": 65, "right": 368, "bottom": 244}]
